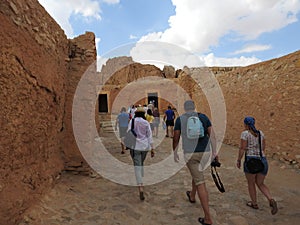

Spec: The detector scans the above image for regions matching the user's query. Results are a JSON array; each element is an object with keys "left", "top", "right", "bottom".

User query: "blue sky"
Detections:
[{"left": 38, "top": 0, "right": 300, "bottom": 69}]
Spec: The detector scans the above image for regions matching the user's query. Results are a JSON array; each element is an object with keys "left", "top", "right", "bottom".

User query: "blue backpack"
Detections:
[{"left": 186, "top": 113, "right": 205, "bottom": 139}]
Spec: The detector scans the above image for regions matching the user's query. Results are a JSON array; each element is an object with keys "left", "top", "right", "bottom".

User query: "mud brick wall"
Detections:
[
  {"left": 0, "top": 0, "right": 96, "bottom": 224},
  {"left": 176, "top": 53, "right": 299, "bottom": 162},
  {"left": 63, "top": 32, "right": 97, "bottom": 173},
  {"left": 217, "top": 51, "right": 300, "bottom": 161}
]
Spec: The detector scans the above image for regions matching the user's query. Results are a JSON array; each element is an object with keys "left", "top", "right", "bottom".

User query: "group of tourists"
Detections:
[{"left": 114, "top": 100, "right": 277, "bottom": 225}]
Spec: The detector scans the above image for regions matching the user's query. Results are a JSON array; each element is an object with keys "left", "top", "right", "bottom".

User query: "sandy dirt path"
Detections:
[{"left": 19, "top": 127, "right": 300, "bottom": 225}]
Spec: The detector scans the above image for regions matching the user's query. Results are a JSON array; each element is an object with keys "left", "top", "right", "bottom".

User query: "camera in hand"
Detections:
[{"left": 211, "top": 158, "right": 221, "bottom": 167}]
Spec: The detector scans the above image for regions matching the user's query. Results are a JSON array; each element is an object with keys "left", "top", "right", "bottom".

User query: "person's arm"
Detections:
[
  {"left": 207, "top": 126, "right": 217, "bottom": 160},
  {"left": 237, "top": 139, "right": 247, "bottom": 169},
  {"left": 262, "top": 134, "right": 266, "bottom": 151},
  {"left": 146, "top": 122, "right": 155, "bottom": 157},
  {"left": 262, "top": 138, "right": 266, "bottom": 153},
  {"left": 172, "top": 130, "right": 180, "bottom": 162},
  {"left": 127, "top": 119, "right": 132, "bottom": 132},
  {"left": 163, "top": 112, "right": 166, "bottom": 122},
  {"left": 115, "top": 117, "right": 119, "bottom": 130}
]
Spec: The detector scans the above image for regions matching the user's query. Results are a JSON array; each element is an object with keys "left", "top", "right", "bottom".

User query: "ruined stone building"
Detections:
[{"left": 0, "top": 0, "right": 299, "bottom": 224}]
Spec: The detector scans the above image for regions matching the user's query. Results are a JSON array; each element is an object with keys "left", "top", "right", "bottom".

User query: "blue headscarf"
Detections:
[{"left": 244, "top": 116, "right": 259, "bottom": 133}]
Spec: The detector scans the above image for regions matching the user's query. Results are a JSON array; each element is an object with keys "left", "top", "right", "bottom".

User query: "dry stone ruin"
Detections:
[{"left": 0, "top": 0, "right": 299, "bottom": 224}]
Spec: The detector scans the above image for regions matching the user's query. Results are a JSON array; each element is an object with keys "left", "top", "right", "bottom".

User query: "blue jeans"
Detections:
[{"left": 130, "top": 150, "right": 148, "bottom": 184}]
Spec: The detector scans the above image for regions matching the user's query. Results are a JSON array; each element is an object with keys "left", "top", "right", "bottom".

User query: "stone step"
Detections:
[{"left": 100, "top": 120, "right": 115, "bottom": 133}]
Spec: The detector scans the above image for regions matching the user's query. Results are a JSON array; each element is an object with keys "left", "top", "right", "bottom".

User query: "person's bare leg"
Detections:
[
  {"left": 196, "top": 183, "right": 212, "bottom": 224},
  {"left": 166, "top": 125, "right": 169, "bottom": 137},
  {"left": 256, "top": 174, "right": 278, "bottom": 214},
  {"left": 121, "top": 144, "right": 125, "bottom": 153},
  {"left": 170, "top": 126, "right": 174, "bottom": 138},
  {"left": 255, "top": 174, "right": 272, "bottom": 200},
  {"left": 121, "top": 138, "right": 125, "bottom": 153},
  {"left": 245, "top": 173, "right": 257, "bottom": 205},
  {"left": 189, "top": 179, "right": 197, "bottom": 201},
  {"left": 138, "top": 185, "right": 145, "bottom": 200},
  {"left": 138, "top": 185, "right": 143, "bottom": 192}
]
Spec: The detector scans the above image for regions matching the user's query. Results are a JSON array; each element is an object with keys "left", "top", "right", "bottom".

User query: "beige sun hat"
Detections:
[{"left": 135, "top": 106, "right": 145, "bottom": 113}]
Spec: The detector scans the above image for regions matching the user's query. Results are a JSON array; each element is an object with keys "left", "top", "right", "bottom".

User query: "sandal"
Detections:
[
  {"left": 186, "top": 191, "right": 196, "bottom": 203},
  {"left": 269, "top": 199, "right": 278, "bottom": 215},
  {"left": 246, "top": 201, "right": 259, "bottom": 209},
  {"left": 198, "top": 217, "right": 212, "bottom": 225}
]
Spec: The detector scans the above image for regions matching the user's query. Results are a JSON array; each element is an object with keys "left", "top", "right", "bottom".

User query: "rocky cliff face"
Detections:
[{"left": 0, "top": 0, "right": 96, "bottom": 224}]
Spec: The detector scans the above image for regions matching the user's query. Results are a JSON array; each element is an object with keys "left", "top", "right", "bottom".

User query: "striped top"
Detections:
[{"left": 241, "top": 130, "right": 265, "bottom": 157}]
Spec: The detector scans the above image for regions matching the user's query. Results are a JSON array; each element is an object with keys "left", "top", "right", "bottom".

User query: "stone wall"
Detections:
[
  {"left": 0, "top": 0, "right": 96, "bottom": 224},
  {"left": 63, "top": 32, "right": 97, "bottom": 174},
  {"left": 217, "top": 51, "right": 300, "bottom": 163},
  {"left": 170, "top": 54, "right": 299, "bottom": 163}
]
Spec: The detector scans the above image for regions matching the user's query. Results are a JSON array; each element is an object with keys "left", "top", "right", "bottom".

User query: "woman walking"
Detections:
[
  {"left": 128, "top": 106, "right": 155, "bottom": 201},
  {"left": 152, "top": 107, "right": 160, "bottom": 137},
  {"left": 146, "top": 108, "right": 154, "bottom": 133},
  {"left": 236, "top": 116, "right": 278, "bottom": 215}
]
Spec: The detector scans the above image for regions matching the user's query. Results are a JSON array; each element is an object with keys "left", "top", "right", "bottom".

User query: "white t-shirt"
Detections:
[{"left": 241, "top": 130, "right": 265, "bottom": 157}]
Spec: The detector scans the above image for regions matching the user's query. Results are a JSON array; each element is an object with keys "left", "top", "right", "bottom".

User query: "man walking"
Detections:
[
  {"left": 163, "top": 105, "right": 175, "bottom": 138},
  {"left": 115, "top": 107, "right": 130, "bottom": 154},
  {"left": 172, "top": 100, "right": 217, "bottom": 225}
]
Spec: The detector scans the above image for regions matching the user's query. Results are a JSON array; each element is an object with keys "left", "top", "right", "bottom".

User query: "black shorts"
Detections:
[{"left": 166, "top": 120, "right": 174, "bottom": 127}]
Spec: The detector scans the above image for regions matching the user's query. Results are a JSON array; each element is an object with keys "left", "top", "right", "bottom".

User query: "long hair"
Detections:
[
  {"left": 135, "top": 111, "right": 146, "bottom": 120},
  {"left": 147, "top": 109, "right": 153, "bottom": 116}
]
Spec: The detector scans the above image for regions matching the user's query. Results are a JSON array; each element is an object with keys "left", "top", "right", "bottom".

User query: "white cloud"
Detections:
[
  {"left": 130, "top": 41, "right": 205, "bottom": 69},
  {"left": 130, "top": 41, "right": 204, "bottom": 68},
  {"left": 95, "top": 37, "right": 101, "bottom": 52},
  {"left": 138, "top": 0, "right": 300, "bottom": 54},
  {"left": 130, "top": 0, "right": 299, "bottom": 67},
  {"left": 232, "top": 44, "right": 272, "bottom": 55},
  {"left": 97, "top": 55, "right": 109, "bottom": 72},
  {"left": 129, "top": 35, "right": 138, "bottom": 40},
  {"left": 201, "top": 53, "right": 261, "bottom": 67},
  {"left": 103, "top": 0, "right": 120, "bottom": 4},
  {"left": 38, "top": 0, "right": 102, "bottom": 37},
  {"left": 130, "top": 41, "right": 260, "bottom": 68}
]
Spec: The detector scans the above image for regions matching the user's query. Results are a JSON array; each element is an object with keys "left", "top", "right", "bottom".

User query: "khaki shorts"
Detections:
[{"left": 184, "top": 152, "right": 205, "bottom": 186}]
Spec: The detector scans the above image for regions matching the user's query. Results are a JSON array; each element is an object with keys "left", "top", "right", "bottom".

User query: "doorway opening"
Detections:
[
  {"left": 98, "top": 94, "right": 108, "bottom": 113},
  {"left": 148, "top": 92, "right": 158, "bottom": 108}
]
